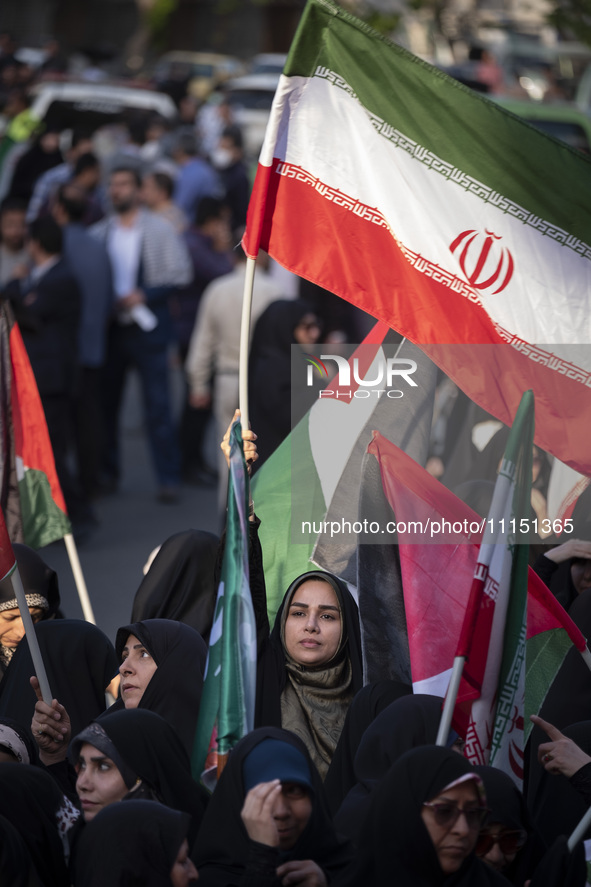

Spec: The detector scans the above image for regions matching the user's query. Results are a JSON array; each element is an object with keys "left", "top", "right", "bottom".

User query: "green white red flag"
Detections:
[
  {"left": 191, "top": 421, "right": 257, "bottom": 780},
  {"left": 367, "top": 398, "right": 586, "bottom": 787},
  {"left": 243, "top": 0, "right": 591, "bottom": 475},
  {"left": 0, "top": 302, "right": 71, "bottom": 548}
]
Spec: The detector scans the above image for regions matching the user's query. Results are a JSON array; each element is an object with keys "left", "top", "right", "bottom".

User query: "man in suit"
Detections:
[
  {"left": 91, "top": 165, "right": 193, "bottom": 502},
  {"left": 3, "top": 216, "right": 87, "bottom": 524}
]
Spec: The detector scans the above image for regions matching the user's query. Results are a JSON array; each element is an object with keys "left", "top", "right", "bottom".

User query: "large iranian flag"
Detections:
[{"left": 243, "top": 0, "right": 591, "bottom": 475}]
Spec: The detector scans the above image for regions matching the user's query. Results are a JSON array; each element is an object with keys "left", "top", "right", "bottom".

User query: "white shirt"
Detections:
[{"left": 107, "top": 221, "right": 143, "bottom": 299}]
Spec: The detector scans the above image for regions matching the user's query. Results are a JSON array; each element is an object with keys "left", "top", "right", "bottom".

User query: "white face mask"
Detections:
[{"left": 211, "top": 147, "right": 234, "bottom": 170}]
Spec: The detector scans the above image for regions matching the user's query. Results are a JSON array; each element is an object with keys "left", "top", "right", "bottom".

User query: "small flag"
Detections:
[{"left": 191, "top": 421, "right": 257, "bottom": 780}]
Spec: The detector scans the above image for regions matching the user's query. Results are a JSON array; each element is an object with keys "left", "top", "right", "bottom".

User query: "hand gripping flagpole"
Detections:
[{"left": 11, "top": 566, "right": 52, "bottom": 703}]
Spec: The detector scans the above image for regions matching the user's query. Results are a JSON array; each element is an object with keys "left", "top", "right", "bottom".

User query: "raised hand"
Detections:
[
  {"left": 30, "top": 675, "right": 71, "bottom": 765},
  {"left": 531, "top": 714, "right": 591, "bottom": 778}
]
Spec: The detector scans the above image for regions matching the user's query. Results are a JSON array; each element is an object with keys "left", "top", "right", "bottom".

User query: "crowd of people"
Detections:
[
  {"left": 1, "top": 28, "right": 591, "bottom": 887},
  {"left": 0, "top": 420, "right": 590, "bottom": 885},
  {"left": 0, "top": 31, "right": 349, "bottom": 534}
]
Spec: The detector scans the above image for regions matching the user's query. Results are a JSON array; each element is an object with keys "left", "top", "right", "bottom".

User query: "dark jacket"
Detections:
[{"left": 4, "top": 258, "right": 80, "bottom": 396}]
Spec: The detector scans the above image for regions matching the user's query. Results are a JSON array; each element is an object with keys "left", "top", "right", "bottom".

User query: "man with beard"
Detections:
[{"left": 92, "top": 166, "right": 192, "bottom": 503}]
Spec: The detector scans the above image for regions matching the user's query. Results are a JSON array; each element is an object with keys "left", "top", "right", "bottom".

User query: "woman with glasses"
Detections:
[
  {"left": 334, "top": 745, "right": 511, "bottom": 886},
  {"left": 474, "top": 765, "right": 543, "bottom": 885}
]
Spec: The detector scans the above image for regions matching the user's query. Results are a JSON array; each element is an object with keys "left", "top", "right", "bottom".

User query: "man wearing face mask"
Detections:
[{"left": 210, "top": 126, "right": 249, "bottom": 240}]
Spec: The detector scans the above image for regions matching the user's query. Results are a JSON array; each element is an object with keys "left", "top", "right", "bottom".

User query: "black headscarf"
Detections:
[
  {"left": 72, "top": 708, "right": 208, "bottom": 842},
  {"left": 0, "top": 813, "right": 33, "bottom": 887},
  {"left": 0, "top": 763, "right": 72, "bottom": 887},
  {"left": 324, "top": 678, "right": 412, "bottom": 815},
  {"left": 0, "top": 543, "right": 60, "bottom": 674},
  {"left": 334, "top": 694, "right": 447, "bottom": 843},
  {"left": 73, "top": 800, "right": 192, "bottom": 887},
  {"left": 130, "top": 530, "right": 219, "bottom": 643},
  {"left": 194, "top": 726, "right": 353, "bottom": 887},
  {"left": 334, "top": 746, "right": 510, "bottom": 887},
  {"left": 473, "top": 765, "right": 545, "bottom": 886},
  {"left": 0, "top": 619, "right": 118, "bottom": 739},
  {"left": 256, "top": 571, "right": 363, "bottom": 778},
  {"left": 112, "top": 618, "right": 208, "bottom": 755}
]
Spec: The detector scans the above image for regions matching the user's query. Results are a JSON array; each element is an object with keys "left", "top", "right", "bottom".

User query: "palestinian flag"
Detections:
[
  {"left": 0, "top": 302, "right": 71, "bottom": 548},
  {"left": 243, "top": 0, "right": 591, "bottom": 475},
  {"left": 367, "top": 411, "right": 587, "bottom": 787},
  {"left": 192, "top": 421, "right": 257, "bottom": 780},
  {"left": 251, "top": 325, "right": 436, "bottom": 625}
]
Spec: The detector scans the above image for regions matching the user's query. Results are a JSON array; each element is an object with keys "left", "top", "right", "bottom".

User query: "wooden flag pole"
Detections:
[
  {"left": 238, "top": 256, "right": 257, "bottom": 430},
  {"left": 12, "top": 566, "right": 52, "bottom": 703},
  {"left": 63, "top": 533, "right": 96, "bottom": 624}
]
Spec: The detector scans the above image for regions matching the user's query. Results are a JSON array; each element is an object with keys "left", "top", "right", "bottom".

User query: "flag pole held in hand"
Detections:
[{"left": 11, "top": 566, "right": 52, "bottom": 703}]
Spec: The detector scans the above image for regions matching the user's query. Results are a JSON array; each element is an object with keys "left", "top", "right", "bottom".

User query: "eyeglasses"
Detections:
[
  {"left": 422, "top": 801, "right": 489, "bottom": 832},
  {"left": 476, "top": 829, "right": 527, "bottom": 857}
]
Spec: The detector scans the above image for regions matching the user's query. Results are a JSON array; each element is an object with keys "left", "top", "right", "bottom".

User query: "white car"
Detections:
[{"left": 223, "top": 74, "right": 280, "bottom": 159}]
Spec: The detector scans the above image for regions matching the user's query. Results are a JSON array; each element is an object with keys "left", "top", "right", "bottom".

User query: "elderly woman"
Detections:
[{"left": 335, "top": 746, "right": 511, "bottom": 886}]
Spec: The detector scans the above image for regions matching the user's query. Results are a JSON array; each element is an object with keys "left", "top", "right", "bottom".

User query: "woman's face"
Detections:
[
  {"left": 119, "top": 634, "right": 158, "bottom": 708},
  {"left": 75, "top": 742, "right": 129, "bottom": 822},
  {"left": 272, "top": 783, "right": 313, "bottom": 850},
  {"left": 283, "top": 580, "right": 342, "bottom": 667},
  {"left": 478, "top": 823, "right": 521, "bottom": 873},
  {"left": 421, "top": 781, "right": 482, "bottom": 874},
  {"left": 0, "top": 606, "right": 43, "bottom": 648},
  {"left": 170, "top": 838, "right": 199, "bottom": 886},
  {"left": 294, "top": 314, "right": 321, "bottom": 346}
]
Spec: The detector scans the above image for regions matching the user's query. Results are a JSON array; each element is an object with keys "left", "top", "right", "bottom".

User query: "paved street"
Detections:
[{"left": 39, "top": 367, "right": 220, "bottom": 645}]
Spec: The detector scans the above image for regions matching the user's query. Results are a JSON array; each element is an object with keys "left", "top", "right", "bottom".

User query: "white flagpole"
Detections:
[
  {"left": 11, "top": 566, "right": 52, "bottom": 703},
  {"left": 568, "top": 804, "right": 591, "bottom": 851},
  {"left": 436, "top": 656, "right": 466, "bottom": 746},
  {"left": 238, "top": 256, "right": 257, "bottom": 431},
  {"left": 63, "top": 533, "right": 96, "bottom": 624}
]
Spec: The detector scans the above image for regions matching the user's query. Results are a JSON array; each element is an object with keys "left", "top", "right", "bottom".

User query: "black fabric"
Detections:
[
  {"left": 334, "top": 694, "right": 445, "bottom": 843},
  {"left": 111, "top": 618, "right": 207, "bottom": 755},
  {"left": 532, "top": 552, "right": 577, "bottom": 610},
  {"left": 130, "top": 530, "right": 219, "bottom": 643},
  {"left": 473, "top": 765, "right": 546, "bottom": 886},
  {"left": 333, "top": 746, "right": 510, "bottom": 887},
  {"left": 89, "top": 708, "right": 207, "bottom": 841},
  {"left": 530, "top": 720, "right": 591, "bottom": 847},
  {"left": 525, "top": 589, "right": 591, "bottom": 807},
  {"left": 324, "top": 679, "right": 412, "bottom": 815},
  {"left": 73, "top": 799, "right": 192, "bottom": 887},
  {"left": 255, "top": 571, "right": 363, "bottom": 741},
  {"left": 194, "top": 727, "right": 353, "bottom": 887},
  {"left": 248, "top": 300, "right": 318, "bottom": 469},
  {"left": 0, "top": 813, "right": 34, "bottom": 887},
  {"left": 0, "top": 763, "right": 70, "bottom": 887},
  {"left": 0, "top": 619, "right": 118, "bottom": 739},
  {"left": 527, "top": 836, "right": 587, "bottom": 887}
]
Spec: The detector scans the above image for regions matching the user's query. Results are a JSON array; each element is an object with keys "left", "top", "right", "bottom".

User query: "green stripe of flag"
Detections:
[
  {"left": 524, "top": 627, "right": 574, "bottom": 744},
  {"left": 284, "top": 0, "right": 591, "bottom": 242}
]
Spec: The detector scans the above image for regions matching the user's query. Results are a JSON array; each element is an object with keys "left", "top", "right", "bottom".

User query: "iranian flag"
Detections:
[
  {"left": 192, "top": 421, "right": 257, "bottom": 780},
  {"left": 0, "top": 302, "right": 71, "bottom": 548},
  {"left": 367, "top": 396, "right": 587, "bottom": 787},
  {"left": 243, "top": 0, "right": 591, "bottom": 475}
]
